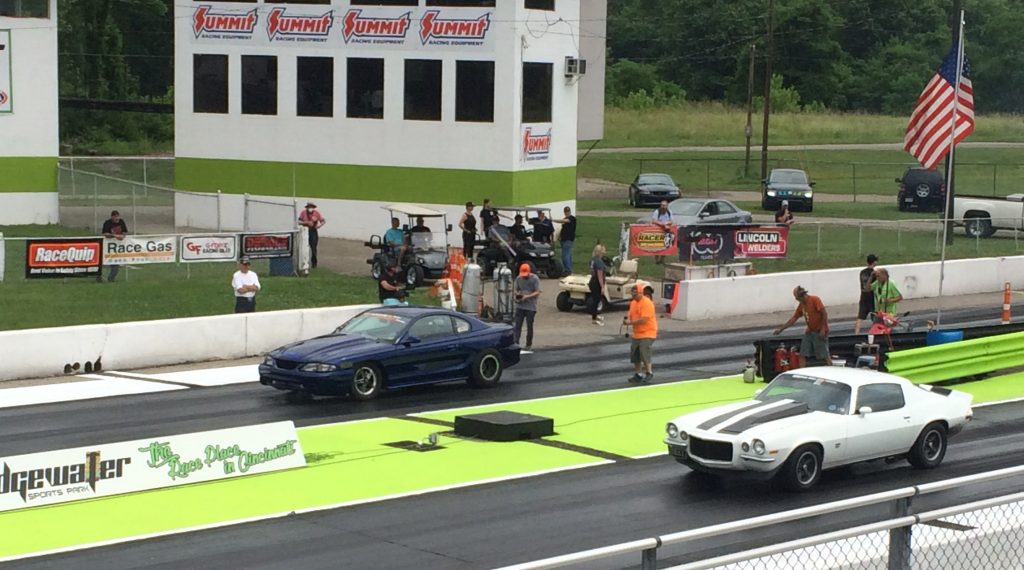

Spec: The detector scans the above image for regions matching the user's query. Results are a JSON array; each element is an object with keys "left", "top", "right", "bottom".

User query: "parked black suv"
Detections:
[{"left": 896, "top": 167, "right": 945, "bottom": 212}]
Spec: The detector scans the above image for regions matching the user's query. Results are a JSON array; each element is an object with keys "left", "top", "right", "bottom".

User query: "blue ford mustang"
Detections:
[{"left": 259, "top": 307, "right": 521, "bottom": 400}]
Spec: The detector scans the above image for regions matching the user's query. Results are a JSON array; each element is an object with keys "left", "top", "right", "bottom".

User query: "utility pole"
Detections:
[
  {"left": 760, "top": 0, "right": 774, "bottom": 181},
  {"left": 744, "top": 44, "right": 756, "bottom": 178},
  {"left": 943, "top": 0, "right": 962, "bottom": 246}
]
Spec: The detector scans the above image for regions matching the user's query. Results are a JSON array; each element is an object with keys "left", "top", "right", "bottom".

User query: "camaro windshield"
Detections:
[
  {"left": 770, "top": 171, "right": 808, "bottom": 185},
  {"left": 338, "top": 313, "right": 409, "bottom": 342},
  {"left": 757, "top": 374, "right": 851, "bottom": 414}
]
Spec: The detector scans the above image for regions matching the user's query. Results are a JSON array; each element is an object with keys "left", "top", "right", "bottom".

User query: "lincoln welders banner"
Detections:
[
  {"left": 0, "top": 421, "right": 305, "bottom": 513},
  {"left": 628, "top": 223, "right": 679, "bottom": 257},
  {"left": 24, "top": 238, "right": 103, "bottom": 279},
  {"left": 678, "top": 225, "right": 789, "bottom": 262}
]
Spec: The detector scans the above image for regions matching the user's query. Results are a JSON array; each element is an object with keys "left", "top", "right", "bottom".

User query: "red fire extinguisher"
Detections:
[
  {"left": 773, "top": 344, "right": 790, "bottom": 373},
  {"left": 789, "top": 345, "right": 802, "bottom": 370}
]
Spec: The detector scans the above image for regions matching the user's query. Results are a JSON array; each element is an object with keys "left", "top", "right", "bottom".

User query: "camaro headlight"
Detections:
[
  {"left": 752, "top": 439, "right": 766, "bottom": 456},
  {"left": 741, "top": 442, "right": 750, "bottom": 452},
  {"left": 299, "top": 362, "right": 338, "bottom": 373},
  {"left": 263, "top": 356, "right": 275, "bottom": 367},
  {"left": 678, "top": 430, "right": 688, "bottom": 442},
  {"left": 666, "top": 423, "right": 679, "bottom": 438}
]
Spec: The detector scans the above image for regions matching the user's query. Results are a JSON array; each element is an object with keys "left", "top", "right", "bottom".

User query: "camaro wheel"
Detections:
[
  {"left": 780, "top": 444, "right": 823, "bottom": 491},
  {"left": 908, "top": 422, "right": 947, "bottom": 469},
  {"left": 555, "top": 291, "right": 574, "bottom": 312},
  {"left": 350, "top": 363, "right": 384, "bottom": 401},
  {"left": 469, "top": 349, "right": 503, "bottom": 387}
]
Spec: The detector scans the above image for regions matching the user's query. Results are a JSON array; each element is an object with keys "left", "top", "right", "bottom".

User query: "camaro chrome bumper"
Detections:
[{"left": 665, "top": 438, "right": 781, "bottom": 477}]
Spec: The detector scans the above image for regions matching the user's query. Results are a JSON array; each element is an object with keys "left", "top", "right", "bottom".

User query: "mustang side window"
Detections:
[
  {"left": 409, "top": 315, "right": 456, "bottom": 341},
  {"left": 452, "top": 317, "right": 472, "bottom": 334},
  {"left": 857, "top": 384, "right": 905, "bottom": 413}
]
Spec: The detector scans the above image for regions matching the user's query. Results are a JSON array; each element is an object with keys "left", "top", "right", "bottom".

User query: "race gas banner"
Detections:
[
  {"left": 25, "top": 238, "right": 103, "bottom": 279},
  {"left": 242, "top": 232, "right": 294, "bottom": 259},
  {"left": 180, "top": 234, "right": 238, "bottom": 263},
  {"left": 628, "top": 224, "right": 678, "bottom": 257},
  {"left": 0, "top": 421, "right": 304, "bottom": 513},
  {"left": 103, "top": 235, "right": 177, "bottom": 266},
  {"left": 679, "top": 225, "right": 790, "bottom": 262},
  {"left": 190, "top": 4, "right": 494, "bottom": 51},
  {"left": 521, "top": 125, "right": 552, "bottom": 165},
  {"left": 733, "top": 226, "right": 789, "bottom": 259},
  {"left": 0, "top": 30, "right": 11, "bottom": 113}
]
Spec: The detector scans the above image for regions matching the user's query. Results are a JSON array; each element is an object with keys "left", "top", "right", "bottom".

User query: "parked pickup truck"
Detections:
[{"left": 954, "top": 194, "right": 1024, "bottom": 238}]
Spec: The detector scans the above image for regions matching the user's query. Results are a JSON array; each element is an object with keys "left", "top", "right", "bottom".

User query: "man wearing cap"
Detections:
[
  {"left": 513, "top": 263, "right": 541, "bottom": 351},
  {"left": 854, "top": 254, "right": 879, "bottom": 334},
  {"left": 774, "top": 286, "right": 831, "bottom": 367},
  {"left": 100, "top": 210, "right": 129, "bottom": 282},
  {"left": 232, "top": 257, "right": 261, "bottom": 313},
  {"left": 625, "top": 280, "right": 658, "bottom": 383},
  {"left": 298, "top": 202, "right": 326, "bottom": 269}
]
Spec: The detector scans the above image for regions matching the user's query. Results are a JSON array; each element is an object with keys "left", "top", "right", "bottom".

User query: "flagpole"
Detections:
[{"left": 936, "top": 10, "right": 966, "bottom": 327}]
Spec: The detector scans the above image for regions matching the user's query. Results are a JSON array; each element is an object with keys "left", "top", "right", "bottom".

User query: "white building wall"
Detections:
[{"left": 0, "top": 1, "right": 58, "bottom": 159}]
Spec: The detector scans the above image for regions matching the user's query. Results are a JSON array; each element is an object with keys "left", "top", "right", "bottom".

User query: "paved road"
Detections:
[
  {"left": 3, "top": 305, "right": 1019, "bottom": 569},
  {"left": 585, "top": 141, "right": 1024, "bottom": 155}
]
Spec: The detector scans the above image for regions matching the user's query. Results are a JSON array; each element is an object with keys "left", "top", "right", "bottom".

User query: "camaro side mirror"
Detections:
[{"left": 858, "top": 406, "right": 874, "bottom": 415}]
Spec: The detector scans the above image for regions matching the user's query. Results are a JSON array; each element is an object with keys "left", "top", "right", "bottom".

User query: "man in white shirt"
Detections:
[
  {"left": 232, "top": 256, "right": 261, "bottom": 313},
  {"left": 651, "top": 200, "right": 675, "bottom": 264}
]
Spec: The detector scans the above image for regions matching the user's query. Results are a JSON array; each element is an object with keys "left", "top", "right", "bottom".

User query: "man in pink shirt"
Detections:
[{"left": 298, "top": 202, "right": 326, "bottom": 269}]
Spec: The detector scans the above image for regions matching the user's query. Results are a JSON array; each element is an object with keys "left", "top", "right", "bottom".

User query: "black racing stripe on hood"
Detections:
[
  {"left": 718, "top": 401, "right": 809, "bottom": 435},
  {"left": 696, "top": 401, "right": 766, "bottom": 431}
]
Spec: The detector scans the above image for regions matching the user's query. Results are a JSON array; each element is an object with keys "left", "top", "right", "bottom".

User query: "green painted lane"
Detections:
[{"left": 954, "top": 372, "right": 1024, "bottom": 404}]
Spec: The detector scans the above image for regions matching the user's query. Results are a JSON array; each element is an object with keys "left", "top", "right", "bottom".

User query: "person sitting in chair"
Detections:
[{"left": 384, "top": 217, "right": 408, "bottom": 262}]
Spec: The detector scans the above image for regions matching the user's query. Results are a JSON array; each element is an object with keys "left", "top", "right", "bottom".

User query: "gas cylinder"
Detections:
[
  {"left": 789, "top": 345, "right": 802, "bottom": 369},
  {"left": 773, "top": 344, "right": 790, "bottom": 373},
  {"left": 461, "top": 262, "right": 482, "bottom": 315},
  {"left": 493, "top": 262, "right": 514, "bottom": 322}
]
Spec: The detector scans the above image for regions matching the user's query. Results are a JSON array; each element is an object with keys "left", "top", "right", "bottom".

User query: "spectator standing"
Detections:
[
  {"left": 872, "top": 268, "right": 903, "bottom": 315},
  {"left": 480, "top": 198, "right": 498, "bottom": 236},
  {"left": 231, "top": 256, "right": 261, "bottom": 313},
  {"left": 773, "top": 286, "right": 832, "bottom": 367},
  {"left": 588, "top": 243, "right": 608, "bottom": 325},
  {"left": 651, "top": 200, "right": 675, "bottom": 264},
  {"left": 513, "top": 263, "right": 541, "bottom": 351},
  {"left": 298, "top": 202, "right": 326, "bottom": 269},
  {"left": 774, "top": 201, "right": 795, "bottom": 227},
  {"left": 558, "top": 206, "right": 576, "bottom": 276},
  {"left": 458, "top": 202, "right": 477, "bottom": 260},
  {"left": 854, "top": 254, "right": 879, "bottom": 334},
  {"left": 625, "top": 280, "right": 658, "bottom": 383},
  {"left": 99, "top": 210, "right": 129, "bottom": 282},
  {"left": 530, "top": 210, "right": 555, "bottom": 244}
]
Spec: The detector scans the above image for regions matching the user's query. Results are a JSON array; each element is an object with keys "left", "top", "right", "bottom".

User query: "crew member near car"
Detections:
[
  {"left": 298, "top": 202, "right": 326, "bottom": 269},
  {"left": 773, "top": 286, "right": 832, "bottom": 367},
  {"left": 854, "top": 254, "right": 879, "bottom": 334},
  {"left": 872, "top": 268, "right": 903, "bottom": 315},
  {"left": 588, "top": 243, "right": 608, "bottom": 325},
  {"left": 378, "top": 263, "right": 404, "bottom": 303},
  {"left": 625, "top": 281, "right": 658, "bottom": 383},
  {"left": 232, "top": 256, "right": 261, "bottom": 313},
  {"left": 100, "top": 210, "right": 128, "bottom": 282},
  {"left": 513, "top": 263, "right": 541, "bottom": 351},
  {"left": 558, "top": 206, "right": 576, "bottom": 276},
  {"left": 459, "top": 201, "right": 477, "bottom": 260}
]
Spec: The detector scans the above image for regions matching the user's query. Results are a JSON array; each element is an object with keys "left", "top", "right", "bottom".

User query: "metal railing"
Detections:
[{"left": 496, "top": 465, "right": 1024, "bottom": 570}]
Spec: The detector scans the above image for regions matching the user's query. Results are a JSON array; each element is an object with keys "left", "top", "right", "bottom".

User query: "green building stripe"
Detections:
[
  {"left": 175, "top": 158, "right": 575, "bottom": 205},
  {"left": 0, "top": 157, "right": 57, "bottom": 193}
]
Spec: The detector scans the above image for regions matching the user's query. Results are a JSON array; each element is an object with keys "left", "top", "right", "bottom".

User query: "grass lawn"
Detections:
[{"left": 0, "top": 225, "right": 433, "bottom": 331}]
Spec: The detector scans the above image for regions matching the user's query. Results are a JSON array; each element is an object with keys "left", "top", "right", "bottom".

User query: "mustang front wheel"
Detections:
[
  {"left": 780, "top": 444, "right": 823, "bottom": 491},
  {"left": 351, "top": 363, "right": 384, "bottom": 401},
  {"left": 908, "top": 422, "right": 947, "bottom": 469},
  {"left": 469, "top": 349, "right": 503, "bottom": 387}
]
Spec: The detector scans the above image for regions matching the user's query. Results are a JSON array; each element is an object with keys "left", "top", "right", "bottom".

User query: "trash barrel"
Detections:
[{"left": 926, "top": 330, "right": 964, "bottom": 346}]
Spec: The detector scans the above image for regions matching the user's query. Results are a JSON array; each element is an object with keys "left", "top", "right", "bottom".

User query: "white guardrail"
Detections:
[
  {"left": 0, "top": 304, "right": 377, "bottom": 382},
  {"left": 495, "top": 465, "right": 1024, "bottom": 570}
]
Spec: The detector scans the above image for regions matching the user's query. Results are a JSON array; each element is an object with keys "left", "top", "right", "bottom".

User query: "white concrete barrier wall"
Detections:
[
  {"left": 0, "top": 304, "right": 377, "bottom": 382},
  {"left": 673, "top": 256, "right": 1024, "bottom": 321}
]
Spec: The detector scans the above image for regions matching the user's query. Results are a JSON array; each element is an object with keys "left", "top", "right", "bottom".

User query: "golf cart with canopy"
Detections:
[
  {"left": 365, "top": 204, "right": 451, "bottom": 287},
  {"left": 476, "top": 206, "right": 564, "bottom": 279}
]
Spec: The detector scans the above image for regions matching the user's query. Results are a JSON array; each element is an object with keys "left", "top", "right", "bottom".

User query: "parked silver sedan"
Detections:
[{"left": 638, "top": 198, "right": 753, "bottom": 226}]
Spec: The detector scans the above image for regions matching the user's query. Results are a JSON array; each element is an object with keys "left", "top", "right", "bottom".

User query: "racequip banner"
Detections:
[
  {"left": 191, "top": 4, "right": 494, "bottom": 51},
  {"left": 0, "top": 30, "right": 11, "bottom": 113},
  {"left": 628, "top": 224, "right": 678, "bottom": 257},
  {"left": 25, "top": 238, "right": 103, "bottom": 279},
  {"left": 103, "top": 235, "right": 177, "bottom": 266},
  {"left": 0, "top": 421, "right": 305, "bottom": 513},
  {"left": 242, "top": 232, "right": 294, "bottom": 259},
  {"left": 180, "top": 234, "right": 238, "bottom": 263},
  {"left": 678, "top": 225, "right": 790, "bottom": 262}
]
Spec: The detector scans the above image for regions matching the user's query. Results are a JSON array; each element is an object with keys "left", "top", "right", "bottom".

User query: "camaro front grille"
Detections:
[
  {"left": 689, "top": 437, "right": 733, "bottom": 462},
  {"left": 275, "top": 359, "right": 300, "bottom": 370}
]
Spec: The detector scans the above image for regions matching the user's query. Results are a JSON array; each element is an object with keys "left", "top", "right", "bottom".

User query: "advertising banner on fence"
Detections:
[
  {"left": 242, "top": 232, "right": 294, "bottom": 259},
  {"left": 0, "top": 30, "right": 11, "bottom": 113},
  {"left": 103, "top": 235, "right": 177, "bottom": 266},
  {"left": 678, "top": 225, "right": 790, "bottom": 262},
  {"left": 628, "top": 224, "right": 678, "bottom": 257},
  {"left": 0, "top": 421, "right": 305, "bottom": 513},
  {"left": 25, "top": 238, "right": 103, "bottom": 279},
  {"left": 180, "top": 234, "right": 238, "bottom": 263}
]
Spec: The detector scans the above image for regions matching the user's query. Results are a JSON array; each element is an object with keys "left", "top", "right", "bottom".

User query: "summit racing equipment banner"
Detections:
[
  {"left": 180, "top": 234, "right": 238, "bottom": 263},
  {"left": 0, "top": 421, "right": 305, "bottom": 513},
  {"left": 103, "top": 235, "right": 177, "bottom": 266},
  {"left": 521, "top": 125, "right": 552, "bottom": 165},
  {"left": 191, "top": 4, "right": 494, "bottom": 51},
  {"left": 241, "top": 232, "right": 294, "bottom": 259},
  {"left": 0, "top": 30, "right": 11, "bottom": 113},
  {"left": 25, "top": 238, "right": 103, "bottom": 279},
  {"left": 678, "top": 225, "right": 789, "bottom": 262},
  {"left": 628, "top": 224, "right": 679, "bottom": 257}
]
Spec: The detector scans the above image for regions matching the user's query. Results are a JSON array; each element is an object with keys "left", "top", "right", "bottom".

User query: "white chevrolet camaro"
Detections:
[{"left": 664, "top": 367, "right": 974, "bottom": 490}]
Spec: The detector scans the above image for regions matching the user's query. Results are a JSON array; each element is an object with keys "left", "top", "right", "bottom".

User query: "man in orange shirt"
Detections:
[
  {"left": 773, "top": 286, "right": 832, "bottom": 368},
  {"left": 625, "top": 280, "right": 658, "bottom": 383}
]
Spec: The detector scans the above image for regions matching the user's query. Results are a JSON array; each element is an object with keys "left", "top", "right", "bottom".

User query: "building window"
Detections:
[
  {"left": 297, "top": 57, "right": 333, "bottom": 118},
  {"left": 0, "top": 0, "right": 49, "bottom": 17},
  {"left": 242, "top": 55, "right": 278, "bottom": 116},
  {"left": 426, "top": 1, "right": 496, "bottom": 6},
  {"left": 347, "top": 58, "right": 385, "bottom": 119},
  {"left": 351, "top": 1, "right": 418, "bottom": 5},
  {"left": 404, "top": 60, "right": 442, "bottom": 122},
  {"left": 455, "top": 60, "right": 494, "bottom": 123},
  {"left": 525, "top": 0, "right": 555, "bottom": 9},
  {"left": 522, "top": 62, "right": 553, "bottom": 123},
  {"left": 193, "top": 54, "right": 229, "bottom": 114}
]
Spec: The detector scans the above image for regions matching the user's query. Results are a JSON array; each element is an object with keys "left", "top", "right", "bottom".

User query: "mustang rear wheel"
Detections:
[
  {"left": 780, "top": 444, "right": 823, "bottom": 491},
  {"left": 908, "top": 422, "right": 947, "bottom": 469},
  {"left": 469, "top": 349, "right": 503, "bottom": 387},
  {"left": 351, "top": 363, "right": 384, "bottom": 401}
]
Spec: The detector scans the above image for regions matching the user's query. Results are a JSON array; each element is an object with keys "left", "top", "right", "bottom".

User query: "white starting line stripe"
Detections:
[
  {"left": 113, "top": 364, "right": 260, "bottom": 387},
  {"left": 0, "top": 378, "right": 185, "bottom": 409}
]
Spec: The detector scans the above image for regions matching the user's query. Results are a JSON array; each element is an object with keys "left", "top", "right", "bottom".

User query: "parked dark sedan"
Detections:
[
  {"left": 762, "top": 169, "right": 815, "bottom": 212},
  {"left": 259, "top": 307, "right": 520, "bottom": 401},
  {"left": 629, "top": 173, "right": 681, "bottom": 208}
]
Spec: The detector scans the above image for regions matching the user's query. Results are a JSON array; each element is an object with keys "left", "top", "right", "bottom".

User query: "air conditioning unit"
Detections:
[{"left": 564, "top": 57, "right": 587, "bottom": 78}]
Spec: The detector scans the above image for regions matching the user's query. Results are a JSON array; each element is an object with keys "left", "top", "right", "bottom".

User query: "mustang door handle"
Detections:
[{"left": 445, "top": 345, "right": 458, "bottom": 351}]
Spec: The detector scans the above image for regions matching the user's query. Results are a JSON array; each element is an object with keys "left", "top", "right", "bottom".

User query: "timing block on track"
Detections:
[{"left": 453, "top": 411, "right": 554, "bottom": 442}]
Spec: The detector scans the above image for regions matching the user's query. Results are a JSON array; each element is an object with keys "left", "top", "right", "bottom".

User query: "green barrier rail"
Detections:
[{"left": 885, "top": 331, "right": 1024, "bottom": 384}]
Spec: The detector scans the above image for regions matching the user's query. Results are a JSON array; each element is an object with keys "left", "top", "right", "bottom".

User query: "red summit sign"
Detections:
[
  {"left": 342, "top": 10, "right": 412, "bottom": 44},
  {"left": 419, "top": 10, "right": 490, "bottom": 45},
  {"left": 267, "top": 8, "right": 334, "bottom": 42},
  {"left": 193, "top": 5, "right": 258, "bottom": 39},
  {"left": 523, "top": 127, "right": 552, "bottom": 162}
]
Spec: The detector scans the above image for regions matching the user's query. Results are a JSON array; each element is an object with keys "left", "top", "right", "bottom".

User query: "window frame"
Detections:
[
  {"left": 522, "top": 61, "right": 553, "bottom": 124},
  {"left": 347, "top": 57, "right": 386, "bottom": 120},
  {"left": 0, "top": 0, "right": 50, "bottom": 17},
  {"left": 404, "top": 59, "right": 443, "bottom": 122},
  {"left": 297, "top": 56, "right": 334, "bottom": 118},
  {"left": 455, "top": 60, "right": 495, "bottom": 123},
  {"left": 193, "top": 54, "right": 230, "bottom": 115},
  {"left": 856, "top": 384, "right": 906, "bottom": 413},
  {"left": 241, "top": 54, "right": 279, "bottom": 116}
]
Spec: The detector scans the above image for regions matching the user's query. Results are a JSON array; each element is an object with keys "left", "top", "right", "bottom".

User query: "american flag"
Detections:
[{"left": 903, "top": 43, "right": 975, "bottom": 170}]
